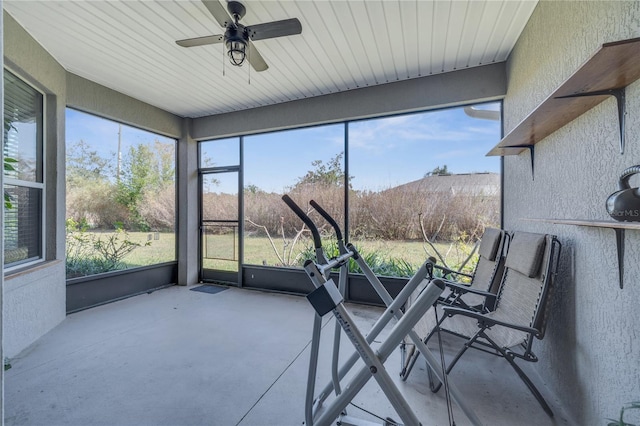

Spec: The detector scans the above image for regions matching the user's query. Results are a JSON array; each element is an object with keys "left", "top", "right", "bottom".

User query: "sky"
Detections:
[
  {"left": 240, "top": 102, "right": 500, "bottom": 193},
  {"left": 66, "top": 102, "right": 501, "bottom": 194},
  {"left": 66, "top": 108, "right": 175, "bottom": 163}
]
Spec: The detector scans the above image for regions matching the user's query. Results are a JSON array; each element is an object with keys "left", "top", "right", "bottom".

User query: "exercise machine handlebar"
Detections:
[
  {"left": 281, "top": 195, "right": 322, "bottom": 250},
  {"left": 309, "top": 200, "right": 343, "bottom": 242}
]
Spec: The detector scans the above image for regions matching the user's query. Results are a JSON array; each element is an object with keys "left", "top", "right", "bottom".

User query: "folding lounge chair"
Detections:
[
  {"left": 436, "top": 227, "right": 509, "bottom": 312},
  {"left": 400, "top": 227, "right": 509, "bottom": 380},
  {"left": 426, "top": 231, "right": 561, "bottom": 417}
]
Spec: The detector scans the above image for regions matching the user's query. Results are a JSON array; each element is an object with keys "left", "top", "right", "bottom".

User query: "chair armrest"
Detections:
[
  {"left": 440, "top": 278, "right": 470, "bottom": 288},
  {"left": 435, "top": 265, "right": 473, "bottom": 279},
  {"left": 442, "top": 306, "right": 539, "bottom": 335}
]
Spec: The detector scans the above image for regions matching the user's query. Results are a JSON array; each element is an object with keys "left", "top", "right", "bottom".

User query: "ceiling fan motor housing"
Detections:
[{"left": 227, "top": 1, "right": 246, "bottom": 21}]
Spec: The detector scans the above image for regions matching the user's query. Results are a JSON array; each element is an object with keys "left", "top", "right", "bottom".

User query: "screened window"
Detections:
[
  {"left": 65, "top": 109, "right": 177, "bottom": 278},
  {"left": 198, "top": 102, "right": 501, "bottom": 279},
  {"left": 243, "top": 125, "right": 345, "bottom": 268},
  {"left": 4, "top": 70, "right": 44, "bottom": 268}
]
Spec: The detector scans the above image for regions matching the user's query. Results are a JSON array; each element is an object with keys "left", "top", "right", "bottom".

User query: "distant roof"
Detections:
[{"left": 391, "top": 172, "right": 500, "bottom": 196}]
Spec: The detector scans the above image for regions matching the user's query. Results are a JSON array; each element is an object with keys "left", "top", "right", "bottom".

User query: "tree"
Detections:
[
  {"left": 116, "top": 141, "right": 175, "bottom": 230},
  {"left": 66, "top": 140, "right": 124, "bottom": 227},
  {"left": 244, "top": 184, "right": 263, "bottom": 194},
  {"left": 295, "top": 152, "right": 350, "bottom": 188},
  {"left": 66, "top": 139, "right": 114, "bottom": 186},
  {"left": 426, "top": 164, "right": 451, "bottom": 177}
]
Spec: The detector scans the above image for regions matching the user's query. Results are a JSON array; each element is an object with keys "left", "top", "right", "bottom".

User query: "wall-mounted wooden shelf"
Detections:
[
  {"left": 488, "top": 37, "right": 640, "bottom": 177},
  {"left": 526, "top": 218, "right": 640, "bottom": 230},
  {"left": 524, "top": 218, "right": 640, "bottom": 289}
]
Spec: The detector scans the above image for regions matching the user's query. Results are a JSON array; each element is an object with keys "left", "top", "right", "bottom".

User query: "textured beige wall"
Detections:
[{"left": 504, "top": 1, "right": 640, "bottom": 424}]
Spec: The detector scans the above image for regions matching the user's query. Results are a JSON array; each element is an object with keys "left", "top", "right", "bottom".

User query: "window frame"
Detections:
[
  {"left": 198, "top": 100, "right": 502, "bottom": 282},
  {"left": 64, "top": 107, "right": 179, "bottom": 278},
  {"left": 3, "top": 68, "right": 47, "bottom": 272}
]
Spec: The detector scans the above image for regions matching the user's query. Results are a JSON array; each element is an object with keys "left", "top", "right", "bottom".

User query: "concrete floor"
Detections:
[{"left": 4, "top": 285, "right": 573, "bottom": 426}]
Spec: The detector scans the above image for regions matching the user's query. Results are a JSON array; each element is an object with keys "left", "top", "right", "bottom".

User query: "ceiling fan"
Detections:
[{"left": 176, "top": 0, "right": 302, "bottom": 72}]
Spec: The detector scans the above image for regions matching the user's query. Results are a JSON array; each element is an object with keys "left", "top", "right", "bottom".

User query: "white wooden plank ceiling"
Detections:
[{"left": 3, "top": 0, "right": 538, "bottom": 118}]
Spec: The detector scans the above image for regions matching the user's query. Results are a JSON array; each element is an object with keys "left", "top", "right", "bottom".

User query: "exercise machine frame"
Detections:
[{"left": 282, "top": 195, "right": 481, "bottom": 426}]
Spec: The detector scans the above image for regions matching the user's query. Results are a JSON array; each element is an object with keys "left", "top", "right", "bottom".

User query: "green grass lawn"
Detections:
[
  {"left": 71, "top": 231, "right": 477, "bottom": 278},
  {"left": 209, "top": 234, "right": 478, "bottom": 276},
  {"left": 117, "top": 231, "right": 177, "bottom": 267}
]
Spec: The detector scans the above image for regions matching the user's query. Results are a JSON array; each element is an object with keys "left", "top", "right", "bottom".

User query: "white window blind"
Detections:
[{"left": 4, "top": 70, "right": 44, "bottom": 267}]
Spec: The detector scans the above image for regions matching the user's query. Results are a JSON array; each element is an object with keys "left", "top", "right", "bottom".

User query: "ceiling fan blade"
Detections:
[
  {"left": 246, "top": 18, "right": 302, "bottom": 41},
  {"left": 201, "top": 0, "right": 232, "bottom": 28},
  {"left": 247, "top": 41, "right": 268, "bottom": 72},
  {"left": 176, "top": 34, "right": 224, "bottom": 48}
]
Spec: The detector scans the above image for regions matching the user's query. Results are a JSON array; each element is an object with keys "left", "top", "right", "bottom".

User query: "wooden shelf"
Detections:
[
  {"left": 524, "top": 218, "right": 640, "bottom": 289},
  {"left": 525, "top": 218, "right": 640, "bottom": 230},
  {"left": 488, "top": 37, "right": 640, "bottom": 159}
]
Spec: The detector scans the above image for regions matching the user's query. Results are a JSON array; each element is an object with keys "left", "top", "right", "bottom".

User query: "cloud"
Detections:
[
  {"left": 349, "top": 107, "right": 500, "bottom": 154},
  {"left": 434, "top": 149, "right": 470, "bottom": 160}
]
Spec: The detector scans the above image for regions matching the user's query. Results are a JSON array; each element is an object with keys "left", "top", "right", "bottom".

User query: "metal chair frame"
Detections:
[
  {"left": 426, "top": 234, "right": 562, "bottom": 418},
  {"left": 400, "top": 229, "right": 510, "bottom": 381}
]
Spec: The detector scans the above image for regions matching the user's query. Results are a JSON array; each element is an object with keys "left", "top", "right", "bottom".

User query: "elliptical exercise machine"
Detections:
[{"left": 282, "top": 195, "right": 481, "bottom": 426}]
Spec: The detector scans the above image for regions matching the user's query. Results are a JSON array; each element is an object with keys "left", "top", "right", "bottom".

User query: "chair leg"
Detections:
[
  {"left": 400, "top": 345, "right": 417, "bottom": 381},
  {"left": 400, "top": 347, "right": 418, "bottom": 381},
  {"left": 483, "top": 334, "right": 554, "bottom": 418},
  {"left": 502, "top": 351, "right": 554, "bottom": 417},
  {"left": 427, "top": 331, "right": 478, "bottom": 393},
  {"left": 426, "top": 361, "right": 441, "bottom": 392},
  {"left": 400, "top": 311, "right": 447, "bottom": 381}
]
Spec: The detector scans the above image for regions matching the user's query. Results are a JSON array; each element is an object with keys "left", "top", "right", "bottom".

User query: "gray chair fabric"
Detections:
[
  {"left": 478, "top": 227, "right": 503, "bottom": 261},
  {"left": 444, "top": 227, "right": 508, "bottom": 305},
  {"left": 420, "top": 232, "right": 561, "bottom": 417},
  {"left": 504, "top": 231, "right": 546, "bottom": 278},
  {"left": 401, "top": 227, "right": 508, "bottom": 377}
]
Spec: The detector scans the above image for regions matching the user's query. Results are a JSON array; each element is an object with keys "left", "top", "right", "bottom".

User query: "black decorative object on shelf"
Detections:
[{"left": 606, "top": 165, "right": 640, "bottom": 222}]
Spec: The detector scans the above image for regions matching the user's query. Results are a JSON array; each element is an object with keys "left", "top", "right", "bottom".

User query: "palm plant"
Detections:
[
  {"left": 4, "top": 157, "right": 17, "bottom": 209},
  {"left": 607, "top": 402, "right": 640, "bottom": 426}
]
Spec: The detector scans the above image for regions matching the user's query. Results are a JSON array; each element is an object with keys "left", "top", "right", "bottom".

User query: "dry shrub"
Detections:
[
  {"left": 349, "top": 189, "right": 420, "bottom": 240},
  {"left": 139, "top": 185, "right": 175, "bottom": 231},
  {"left": 202, "top": 192, "right": 239, "bottom": 222},
  {"left": 349, "top": 188, "right": 491, "bottom": 241},
  {"left": 66, "top": 181, "right": 129, "bottom": 228},
  {"left": 244, "top": 191, "right": 286, "bottom": 237},
  {"left": 244, "top": 184, "right": 345, "bottom": 240},
  {"left": 287, "top": 184, "right": 345, "bottom": 236},
  {"left": 71, "top": 180, "right": 497, "bottom": 241},
  {"left": 242, "top": 184, "right": 499, "bottom": 242}
]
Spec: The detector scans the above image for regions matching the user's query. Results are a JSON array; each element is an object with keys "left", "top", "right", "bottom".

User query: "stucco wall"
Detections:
[
  {"left": 66, "top": 73, "right": 183, "bottom": 139},
  {"left": 503, "top": 1, "right": 640, "bottom": 424},
  {"left": 3, "top": 11, "right": 67, "bottom": 358},
  {"left": 3, "top": 11, "right": 188, "bottom": 357}
]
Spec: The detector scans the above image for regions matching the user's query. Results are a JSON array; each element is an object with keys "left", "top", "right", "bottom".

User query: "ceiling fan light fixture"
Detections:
[
  {"left": 177, "top": 0, "right": 302, "bottom": 73},
  {"left": 225, "top": 27, "right": 247, "bottom": 67}
]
